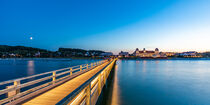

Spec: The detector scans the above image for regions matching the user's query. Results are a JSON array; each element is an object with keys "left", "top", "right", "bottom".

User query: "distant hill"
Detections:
[
  {"left": 58, "top": 48, "right": 87, "bottom": 53},
  {"left": 58, "top": 48, "right": 105, "bottom": 57},
  {"left": 0, "top": 45, "right": 49, "bottom": 53},
  {"left": 0, "top": 45, "right": 52, "bottom": 57},
  {"left": 0, "top": 45, "right": 107, "bottom": 58}
]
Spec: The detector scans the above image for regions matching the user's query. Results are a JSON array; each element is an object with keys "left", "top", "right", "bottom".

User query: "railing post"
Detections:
[
  {"left": 14, "top": 80, "right": 20, "bottom": 94},
  {"left": 98, "top": 74, "right": 101, "bottom": 94},
  {"left": 91, "top": 63, "right": 93, "bottom": 68},
  {"left": 86, "top": 83, "right": 91, "bottom": 105},
  {"left": 86, "top": 64, "right": 89, "bottom": 69},
  {"left": 70, "top": 68, "right": 72, "bottom": 75},
  {"left": 7, "top": 80, "right": 20, "bottom": 97},
  {"left": 80, "top": 65, "right": 82, "bottom": 71},
  {"left": 53, "top": 71, "right": 56, "bottom": 84}
]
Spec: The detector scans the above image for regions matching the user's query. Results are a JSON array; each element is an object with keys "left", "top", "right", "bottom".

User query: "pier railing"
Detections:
[
  {"left": 57, "top": 58, "right": 117, "bottom": 105},
  {"left": 0, "top": 60, "right": 107, "bottom": 104}
]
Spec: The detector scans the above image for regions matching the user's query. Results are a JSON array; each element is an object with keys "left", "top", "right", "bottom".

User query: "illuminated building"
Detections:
[{"left": 133, "top": 48, "right": 165, "bottom": 58}]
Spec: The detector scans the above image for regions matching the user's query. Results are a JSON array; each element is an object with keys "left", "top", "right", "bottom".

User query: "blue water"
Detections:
[
  {"left": 0, "top": 58, "right": 100, "bottom": 82},
  {"left": 99, "top": 59, "right": 210, "bottom": 105},
  {"left": 1, "top": 59, "right": 210, "bottom": 105}
]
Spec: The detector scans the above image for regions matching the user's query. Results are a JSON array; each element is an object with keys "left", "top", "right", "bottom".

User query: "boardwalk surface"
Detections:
[{"left": 23, "top": 62, "right": 109, "bottom": 105}]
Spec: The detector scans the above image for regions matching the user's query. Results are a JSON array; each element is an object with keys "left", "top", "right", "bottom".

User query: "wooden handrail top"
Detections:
[{"left": 0, "top": 60, "right": 105, "bottom": 86}]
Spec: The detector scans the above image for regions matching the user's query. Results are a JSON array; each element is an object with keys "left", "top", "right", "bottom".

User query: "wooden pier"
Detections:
[{"left": 0, "top": 59, "right": 117, "bottom": 105}]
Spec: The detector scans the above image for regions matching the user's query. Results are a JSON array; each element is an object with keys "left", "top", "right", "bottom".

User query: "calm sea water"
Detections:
[
  {"left": 98, "top": 59, "right": 210, "bottom": 105},
  {"left": 1, "top": 59, "right": 210, "bottom": 105},
  {"left": 0, "top": 58, "right": 100, "bottom": 82}
]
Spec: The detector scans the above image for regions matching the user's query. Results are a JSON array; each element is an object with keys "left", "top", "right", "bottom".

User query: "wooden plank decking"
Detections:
[{"left": 22, "top": 62, "right": 110, "bottom": 105}]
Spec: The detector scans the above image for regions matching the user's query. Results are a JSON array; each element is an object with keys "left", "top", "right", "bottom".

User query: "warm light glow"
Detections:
[
  {"left": 27, "top": 60, "right": 34, "bottom": 76},
  {"left": 111, "top": 64, "right": 120, "bottom": 105}
]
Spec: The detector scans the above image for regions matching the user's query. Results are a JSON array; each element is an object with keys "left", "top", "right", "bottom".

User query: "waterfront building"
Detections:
[
  {"left": 85, "top": 52, "right": 90, "bottom": 56},
  {"left": 180, "top": 51, "right": 197, "bottom": 56},
  {"left": 119, "top": 51, "right": 129, "bottom": 57},
  {"left": 164, "top": 52, "right": 176, "bottom": 57},
  {"left": 34, "top": 51, "right": 41, "bottom": 57},
  {"left": 133, "top": 48, "right": 164, "bottom": 58},
  {"left": 100, "top": 52, "right": 113, "bottom": 57},
  {"left": 177, "top": 51, "right": 202, "bottom": 58},
  {"left": 9, "top": 53, "right": 16, "bottom": 57}
]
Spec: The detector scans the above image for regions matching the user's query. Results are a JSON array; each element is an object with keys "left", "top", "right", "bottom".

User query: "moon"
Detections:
[{"left": 30, "top": 37, "right": 33, "bottom": 40}]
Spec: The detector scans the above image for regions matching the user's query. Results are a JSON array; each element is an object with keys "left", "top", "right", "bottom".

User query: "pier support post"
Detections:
[
  {"left": 86, "top": 83, "right": 91, "bottom": 105},
  {"left": 86, "top": 64, "right": 89, "bottom": 69}
]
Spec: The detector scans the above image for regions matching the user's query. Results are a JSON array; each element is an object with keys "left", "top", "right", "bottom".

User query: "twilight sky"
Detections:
[{"left": 1, "top": 0, "right": 210, "bottom": 53}]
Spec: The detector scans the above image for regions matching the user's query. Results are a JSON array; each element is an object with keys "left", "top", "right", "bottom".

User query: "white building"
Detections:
[
  {"left": 119, "top": 51, "right": 129, "bottom": 57},
  {"left": 133, "top": 48, "right": 163, "bottom": 58}
]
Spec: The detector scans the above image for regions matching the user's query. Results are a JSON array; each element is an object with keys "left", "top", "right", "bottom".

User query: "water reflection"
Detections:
[
  {"left": 0, "top": 59, "right": 99, "bottom": 82},
  {"left": 114, "top": 60, "right": 210, "bottom": 105},
  {"left": 27, "top": 60, "right": 35, "bottom": 76},
  {"left": 111, "top": 64, "right": 120, "bottom": 105},
  {"left": 142, "top": 60, "right": 147, "bottom": 72},
  {"left": 155, "top": 60, "right": 159, "bottom": 64},
  {"left": 155, "top": 60, "right": 159, "bottom": 72}
]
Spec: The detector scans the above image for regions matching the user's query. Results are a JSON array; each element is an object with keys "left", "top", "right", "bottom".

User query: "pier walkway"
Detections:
[{"left": 0, "top": 59, "right": 117, "bottom": 105}]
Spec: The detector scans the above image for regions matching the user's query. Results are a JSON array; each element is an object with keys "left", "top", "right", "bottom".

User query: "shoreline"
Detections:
[
  {"left": 0, "top": 57, "right": 105, "bottom": 60},
  {"left": 119, "top": 57, "right": 210, "bottom": 60}
]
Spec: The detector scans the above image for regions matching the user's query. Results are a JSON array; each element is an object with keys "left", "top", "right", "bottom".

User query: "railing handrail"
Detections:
[
  {"left": 0, "top": 60, "right": 104, "bottom": 86},
  {"left": 0, "top": 59, "right": 108, "bottom": 105},
  {"left": 56, "top": 58, "right": 117, "bottom": 105}
]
